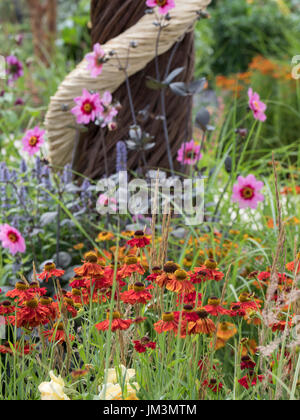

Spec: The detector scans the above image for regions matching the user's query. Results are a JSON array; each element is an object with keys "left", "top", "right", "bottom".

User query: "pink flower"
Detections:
[
  {"left": 0, "top": 224, "right": 26, "bottom": 255},
  {"left": 22, "top": 126, "right": 45, "bottom": 156},
  {"left": 6, "top": 55, "right": 23, "bottom": 84},
  {"left": 232, "top": 174, "right": 264, "bottom": 209},
  {"left": 146, "top": 0, "right": 175, "bottom": 15},
  {"left": 85, "top": 43, "right": 106, "bottom": 78},
  {"left": 176, "top": 139, "right": 202, "bottom": 165},
  {"left": 248, "top": 88, "right": 267, "bottom": 122},
  {"left": 71, "top": 89, "right": 103, "bottom": 125},
  {"left": 99, "top": 91, "right": 118, "bottom": 127},
  {"left": 96, "top": 194, "right": 117, "bottom": 213}
]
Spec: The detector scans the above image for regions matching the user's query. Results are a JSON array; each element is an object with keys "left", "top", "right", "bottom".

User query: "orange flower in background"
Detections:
[
  {"left": 286, "top": 252, "right": 300, "bottom": 274},
  {"left": 95, "top": 311, "right": 132, "bottom": 332},
  {"left": 39, "top": 296, "right": 58, "bottom": 320},
  {"left": 190, "top": 259, "right": 224, "bottom": 283},
  {"left": 166, "top": 269, "right": 195, "bottom": 294},
  {"left": 0, "top": 300, "right": 16, "bottom": 315},
  {"left": 235, "top": 292, "right": 261, "bottom": 311},
  {"left": 156, "top": 261, "right": 180, "bottom": 288},
  {"left": 96, "top": 231, "right": 114, "bottom": 242},
  {"left": 74, "top": 251, "right": 104, "bottom": 277},
  {"left": 188, "top": 308, "right": 216, "bottom": 335},
  {"left": 204, "top": 297, "right": 230, "bottom": 316},
  {"left": 119, "top": 255, "right": 145, "bottom": 278},
  {"left": 217, "top": 322, "right": 237, "bottom": 340},
  {"left": 241, "top": 339, "right": 257, "bottom": 357},
  {"left": 0, "top": 342, "right": 34, "bottom": 355},
  {"left": 43, "top": 322, "right": 75, "bottom": 343},
  {"left": 154, "top": 312, "right": 181, "bottom": 334},
  {"left": 249, "top": 55, "right": 277, "bottom": 75},
  {"left": 10, "top": 298, "right": 51, "bottom": 328},
  {"left": 73, "top": 243, "right": 84, "bottom": 250},
  {"left": 6, "top": 280, "right": 45, "bottom": 304},
  {"left": 38, "top": 262, "right": 65, "bottom": 282},
  {"left": 69, "top": 275, "right": 86, "bottom": 288},
  {"left": 146, "top": 266, "right": 162, "bottom": 283},
  {"left": 127, "top": 230, "right": 151, "bottom": 248},
  {"left": 120, "top": 283, "right": 153, "bottom": 305}
]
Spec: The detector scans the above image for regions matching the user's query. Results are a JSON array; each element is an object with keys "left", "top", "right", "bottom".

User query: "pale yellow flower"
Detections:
[
  {"left": 106, "top": 364, "right": 136, "bottom": 384},
  {"left": 38, "top": 371, "right": 70, "bottom": 400},
  {"left": 99, "top": 382, "right": 139, "bottom": 400}
]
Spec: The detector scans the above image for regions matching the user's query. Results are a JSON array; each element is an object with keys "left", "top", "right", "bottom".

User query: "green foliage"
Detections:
[{"left": 196, "top": 0, "right": 299, "bottom": 76}]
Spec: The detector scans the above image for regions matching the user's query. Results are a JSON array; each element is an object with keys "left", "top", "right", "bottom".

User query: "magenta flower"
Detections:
[
  {"left": 0, "top": 224, "right": 26, "bottom": 255},
  {"left": 248, "top": 88, "right": 267, "bottom": 122},
  {"left": 22, "top": 126, "right": 45, "bottom": 156},
  {"left": 99, "top": 91, "right": 118, "bottom": 127},
  {"left": 146, "top": 0, "right": 175, "bottom": 15},
  {"left": 71, "top": 89, "right": 103, "bottom": 125},
  {"left": 176, "top": 139, "right": 202, "bottom": 165},
  {"left": 6, "top": 55, "right": 23, "bottom": 84},
  {"left": 85, "top": 43, "right": 106, "bottom": 78},
  {"left": 232, "top": 174, "right": 264, "bottom": 209}
]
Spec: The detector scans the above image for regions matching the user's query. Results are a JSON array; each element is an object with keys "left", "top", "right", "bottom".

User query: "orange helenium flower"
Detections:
[
  {"left": 154, "top": 312, "right": 181, "bottom": 334},
  {"left": 38, "top": 262, "right": 65, "bottom": 282},
  {"left": 120, "top": 283, "right": 153, "bottom": 305},
  {"left": 74, "top": 251, "right": 104, "bottom": 277},
  {"left": 166, "top": 269, "right": 195, "bottom": 294},
  {"left": 204, "top": 297, "right": 230, "bottom": 316},
  {"left": 188, "top": 308, "right": 216, "bottom": 335},
  {"left": 95, "top": 311, "right": 132, "bottom": 332}
]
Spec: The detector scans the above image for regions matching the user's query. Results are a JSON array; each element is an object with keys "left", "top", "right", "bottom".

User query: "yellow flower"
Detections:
[
  {"left": 99, "top": 382, "right": 139, "bottom": 400},
  {"left": 73, "top": 243, "right": 84, "bottom": 250},
  {"left": 38, "top": 371, "right": 70, "bottom": 400},
  {"left": 96, "top": 231, "right": 114, "bottom": 242},
  {"left": 106, "top": 365, "right": 136, "bottom": 384}
]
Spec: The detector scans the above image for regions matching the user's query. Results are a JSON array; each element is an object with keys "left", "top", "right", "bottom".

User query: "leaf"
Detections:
[
  {"left": 144, "top": 142, "right": 156, "bottom": 150},
  {"left": 169, "top": 82, "right": 189, "bottom": 96},
  {"left": 187, "top": 78, "right": 207, "bottom": 94},
  {"left": 195, "top": 108, "right": 210, "bottom": 130},
  {"left": 163, "top": 67, "right": 184, "bottom": 85},
  {"left": 145, "top": 77, "right": 167, "bottom": 90}
]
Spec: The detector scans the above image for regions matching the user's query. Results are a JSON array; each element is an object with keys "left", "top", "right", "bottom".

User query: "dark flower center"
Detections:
[
  {"left": 162, "top": 312, "right": 174, "bottom": 322},
  {"left": 156, "top": 0, "right": 167, "bottom": 6},
  {"left": 241, "top": 186, "right": 254, "bottom": 200},
  {"left": 8, "top": 232, "right": 18, "bottom": 243},
  {"left": 82, "top": 101, "right": 93, "bottom": 114},
  {"left": 134, "top": 282, "right": 145, "bottom": 292},
  {"left": 29, "top": 136, "right": 38, "bottom": 146}
]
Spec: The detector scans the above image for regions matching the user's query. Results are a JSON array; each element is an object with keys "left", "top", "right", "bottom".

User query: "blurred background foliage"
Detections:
[{"left": 1, "top": 0, "right": 299, "bottom": 77}]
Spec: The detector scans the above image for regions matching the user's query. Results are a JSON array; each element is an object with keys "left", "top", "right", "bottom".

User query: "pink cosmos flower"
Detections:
[
  {"left": 6, "top": 55, "right": 23, "bottom": 84},
  {"left": 71, "top": 89, "right": 103, "bottom": 125},
  {"left": 248, "top": 88, "right": 267, "bottom": 122},
  {"left": 176, "top": 139, "right": 202, "bottom": 165},
  {"left": 99, "top": 91, "right": 118, "bottom": 127},
  {"left": 146, "top": 0, "right": 175, "bottom": 15},
  {"left": 97, "top": 194, "right": 117, "bottom": 214},
  {"left": 22, "top": 126, "right": 45, "bottom": 156},
  {"left": 0, "top": 224, "right": 26, "bottom": 255},
  {"left": 232, "top": 174, "right": 264, "bottom": 209},
  {"left": 85, "top": 43, "right": 106, "bottom": 78}
]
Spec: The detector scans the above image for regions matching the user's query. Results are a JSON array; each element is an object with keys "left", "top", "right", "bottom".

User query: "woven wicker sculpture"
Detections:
[{"left": 45, "top": 0, "right": 211, "bottom": 178}]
